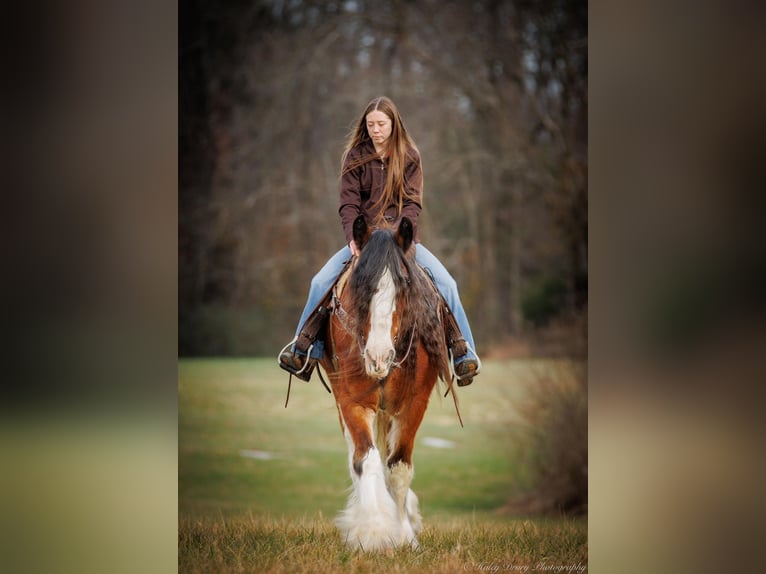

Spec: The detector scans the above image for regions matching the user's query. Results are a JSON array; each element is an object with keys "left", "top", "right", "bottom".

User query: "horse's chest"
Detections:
[{"left": 377, "top": 376, "right": 409, "bottom": 414}]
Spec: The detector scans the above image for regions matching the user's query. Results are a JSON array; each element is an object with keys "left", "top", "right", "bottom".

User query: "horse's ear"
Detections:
[
  {"left": 353, "top": 215, "right": 370, "bottom": 249},
  {"left": 396, "top": 217, "right": 414, "bottom": 252}
]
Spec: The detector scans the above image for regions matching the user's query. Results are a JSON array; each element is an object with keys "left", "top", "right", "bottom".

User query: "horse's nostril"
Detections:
[{"left": 363, "top": 347, "right": 396, "bottom": 375}]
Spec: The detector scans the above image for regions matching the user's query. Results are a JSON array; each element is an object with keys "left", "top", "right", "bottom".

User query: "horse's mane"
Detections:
[{"left": 347, "top": 229, "right": 449, "bottom": 380}]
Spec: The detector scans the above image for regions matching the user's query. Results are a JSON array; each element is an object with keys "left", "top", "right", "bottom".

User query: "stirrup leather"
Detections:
[{"left": 442, "top": 305, "right": 481, "bottom": 386}]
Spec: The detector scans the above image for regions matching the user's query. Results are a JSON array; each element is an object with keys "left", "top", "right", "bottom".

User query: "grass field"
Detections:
[{"left": 179, "top": 358, "right": 587, "bottom": 572}]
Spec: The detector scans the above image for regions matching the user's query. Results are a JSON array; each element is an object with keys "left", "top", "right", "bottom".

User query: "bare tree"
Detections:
[{"left": 180, "top": 0, "right": 587, "bottom": 356}]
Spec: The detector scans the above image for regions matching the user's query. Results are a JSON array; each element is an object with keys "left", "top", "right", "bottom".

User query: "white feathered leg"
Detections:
[
  {"left": 387, "top": 461, "right": 421, "bottom": 546},
  {"left": 336, "top": 414, "right": 404, "bottom": 550}
]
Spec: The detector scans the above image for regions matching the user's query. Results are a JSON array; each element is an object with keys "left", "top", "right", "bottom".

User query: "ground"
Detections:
[{"left": 178, "top": 357, "right": 587, "bottom": 573}]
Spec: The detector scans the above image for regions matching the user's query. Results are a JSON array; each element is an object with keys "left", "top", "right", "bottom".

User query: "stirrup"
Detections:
[
  {"left": 278, "top": 339, "right": 316, "bottom": 382},
  {"left": 450, "top": 343, "right": 482, "bottom": 387}
]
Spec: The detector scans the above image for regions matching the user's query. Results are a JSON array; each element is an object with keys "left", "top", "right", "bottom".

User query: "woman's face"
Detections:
[{"left": 366, "top": 110, "right": 392, "bottom": 148}]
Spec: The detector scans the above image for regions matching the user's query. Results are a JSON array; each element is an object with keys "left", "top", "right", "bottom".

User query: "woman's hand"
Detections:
[{"left": 349, "top": 240, "right": 360, "bottom": 258}]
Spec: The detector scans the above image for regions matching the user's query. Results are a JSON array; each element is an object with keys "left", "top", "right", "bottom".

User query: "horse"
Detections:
[{"left": 319, "top": 215, "right": 454, "bottom": 551}]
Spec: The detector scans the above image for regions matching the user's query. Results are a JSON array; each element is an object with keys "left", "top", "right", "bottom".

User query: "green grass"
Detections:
[{"left": 179, "top": 357, "right": 587, "bottom": 572}]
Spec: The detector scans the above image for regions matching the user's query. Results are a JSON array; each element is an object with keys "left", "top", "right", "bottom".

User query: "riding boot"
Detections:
[
  {"left": 442, "top": 305, "right": 479, "bottom": 387},
  {"left": 278, "top": 303, "right": 330, "bottom": 382}
]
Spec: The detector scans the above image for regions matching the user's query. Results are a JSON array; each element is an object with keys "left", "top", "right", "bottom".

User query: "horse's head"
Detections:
[{"left": 349, "top": 215, "right": 414, "bottom": 379}]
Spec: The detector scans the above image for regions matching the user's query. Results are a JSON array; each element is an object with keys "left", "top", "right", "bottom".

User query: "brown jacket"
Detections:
[{"left": 339, "top": 140, "right": 423, "bottom": 244}]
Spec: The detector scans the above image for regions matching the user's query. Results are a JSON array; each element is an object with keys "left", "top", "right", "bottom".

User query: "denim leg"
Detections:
[
  {"left": 415, "top": 244, "right": 478, "bottom": 356},
  {"left": 293, "top": 245, "right": 351, "bottom": 359}
]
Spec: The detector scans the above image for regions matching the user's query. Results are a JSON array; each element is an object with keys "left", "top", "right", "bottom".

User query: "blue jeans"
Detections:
[{"left": 293, "top": 244, "right": 477, "bottom": 361}]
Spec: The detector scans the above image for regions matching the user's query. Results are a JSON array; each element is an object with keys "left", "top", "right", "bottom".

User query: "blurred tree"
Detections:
[{"left": 180, "top": 0, "right": 587, "bottom": 356}]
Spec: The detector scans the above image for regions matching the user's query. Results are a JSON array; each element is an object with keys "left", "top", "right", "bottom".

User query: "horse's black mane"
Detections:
[
  {"left": 348, "top": 229, "right": 449, "bottom": 380},
  {"left": 349, "top": 229, "right": 410, "bottom": 318}
]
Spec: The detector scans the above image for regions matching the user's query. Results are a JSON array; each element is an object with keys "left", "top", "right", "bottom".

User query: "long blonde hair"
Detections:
[{"left": 341, "top": 96, "right": 422, "bottom": 223}]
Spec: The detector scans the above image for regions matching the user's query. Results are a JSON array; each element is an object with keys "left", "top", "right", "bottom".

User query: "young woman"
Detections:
[{"left": 279, "top": 96, "right": 480, "bottom": 384}]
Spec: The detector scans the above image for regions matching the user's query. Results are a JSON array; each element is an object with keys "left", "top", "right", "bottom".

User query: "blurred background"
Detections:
[
  {"left": 178, "top": 2, "right": 590, "bottom": 569},
  {"left": 179, "top": 0, "right": 587, "bottom": 359},
  {"left": 5, "top": 0, "right": 763, "bottom": 571}
]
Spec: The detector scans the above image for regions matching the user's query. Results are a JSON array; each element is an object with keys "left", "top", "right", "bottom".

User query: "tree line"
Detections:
[{"left": 180, "top": 0, "right": 587, "bottom": 357}]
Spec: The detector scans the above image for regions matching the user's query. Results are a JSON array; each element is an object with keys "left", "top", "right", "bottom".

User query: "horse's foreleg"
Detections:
[
  {"left": 386, "top": 391, "right": 430, "bottom": 468},
  {"left": 384, "top": 374, "right": 435, "bottom": 537},
  {"left": 388, "top": 459, "right": 421, "bottom": 538},
  {"left": 342, "top": 406, "right": 375, "bottom": 479},
  {"left": 375, "top": 410, "right": 420, "bottom": 543},
  {"left": 335, "top": 400, "right": 403, "bottom": 550},
  {"left": 385, "top": 416, "right": 424, "bottom": 537}
]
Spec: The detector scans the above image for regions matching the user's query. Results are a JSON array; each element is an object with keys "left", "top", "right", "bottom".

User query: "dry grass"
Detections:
[
  {"left": 179, "top": 514, "right": 587, "bottom": 573},
  {"left": 178, "top": 358, "right": 588, "bottom": 571},
  {"left": 503, "top": 361, "right": 587, "bottom": 515}
]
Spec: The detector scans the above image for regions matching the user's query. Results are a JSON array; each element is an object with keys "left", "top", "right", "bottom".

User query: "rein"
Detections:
[
  {"left": 391, "top": 327, "right": 415, "bottom": 369},
  {"left": 332, "top": 283, "right": 354, "bottom": 334},
  {"left": 325, "top": 249, "right": 464, "bottom": 426}
]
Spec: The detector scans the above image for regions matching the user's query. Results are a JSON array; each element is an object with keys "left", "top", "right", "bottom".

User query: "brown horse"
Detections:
[{"left": 320, "top": 215, "right": 452, "bottom": 550}]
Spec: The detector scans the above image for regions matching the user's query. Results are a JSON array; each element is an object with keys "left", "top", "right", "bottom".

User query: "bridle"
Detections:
[
  {"left": 390, "top": 327, "right": 416, "bottom": 369},
  {"left": 331, "top": 262, "right": 416, "bottom": 372}
]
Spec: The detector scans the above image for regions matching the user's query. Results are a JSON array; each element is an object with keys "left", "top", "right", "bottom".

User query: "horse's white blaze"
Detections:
[{"left": 364, "top": 267, "right": 397, "bottom": 378}]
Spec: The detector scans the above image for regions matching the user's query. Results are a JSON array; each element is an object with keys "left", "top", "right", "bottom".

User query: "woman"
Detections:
[{"left": 278, "top": 96, "right": 480, "bottom": 385}]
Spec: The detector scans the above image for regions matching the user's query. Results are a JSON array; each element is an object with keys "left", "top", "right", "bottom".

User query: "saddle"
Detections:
[
  {"left": 334, "top": 262, "right": 354, "bottom": 300},
  {"left": 417, "top": 266, "right": 468, "bottom": 363},
  {"left": 294, "top": 259, "right": 354, "bottom": 355}
]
